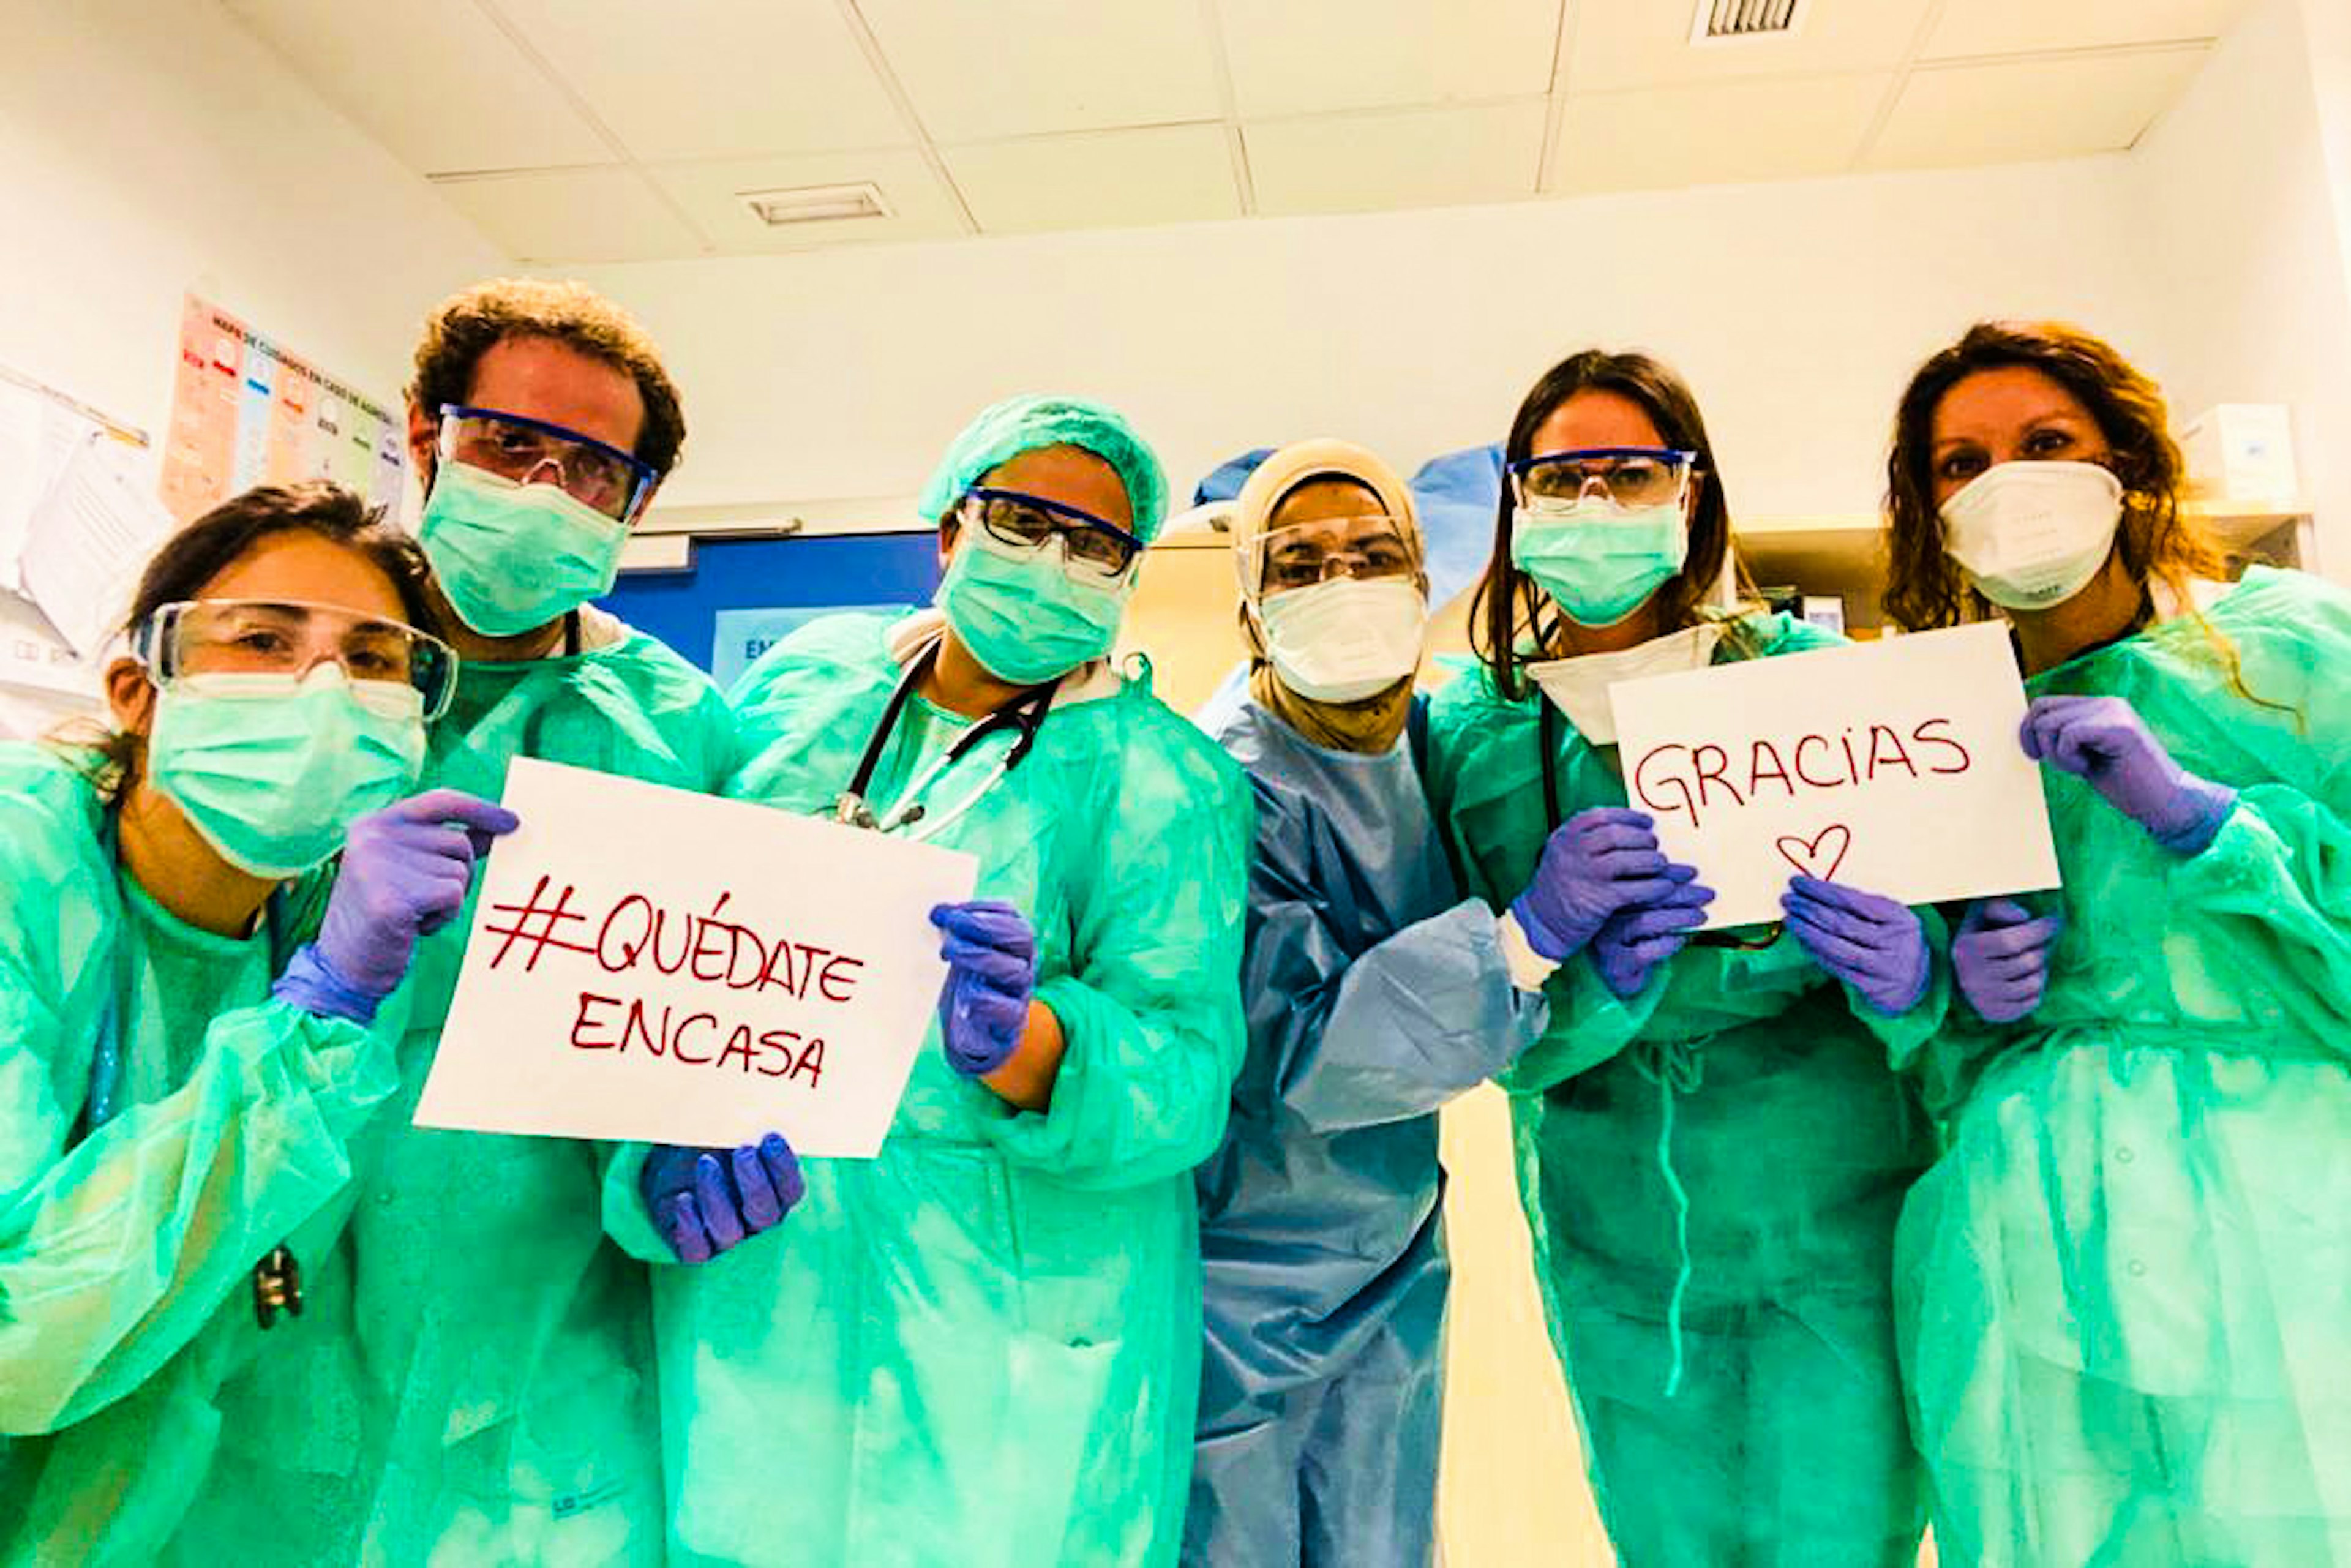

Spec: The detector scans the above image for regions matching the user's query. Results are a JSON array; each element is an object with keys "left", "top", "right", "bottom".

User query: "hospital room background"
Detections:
[{"left": 5, "top": 1, "right": 2349, "bottom": 1560}]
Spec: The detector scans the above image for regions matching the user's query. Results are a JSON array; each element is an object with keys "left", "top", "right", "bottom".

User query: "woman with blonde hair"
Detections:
[{"left": 1883, "top": 320, "right": 2351, "bottom": 1563}]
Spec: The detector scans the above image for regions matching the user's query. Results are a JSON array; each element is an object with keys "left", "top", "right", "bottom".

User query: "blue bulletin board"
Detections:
[{"left": 597, "top": 531, "right": 940, "bottom": 687}]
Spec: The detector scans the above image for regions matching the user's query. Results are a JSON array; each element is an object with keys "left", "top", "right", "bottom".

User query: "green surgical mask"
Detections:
[
  {"left": 148, "top": 666, "right": 427, "bottom": 877},
  {"left": 419, "top": 462, "right": 629, "bottom": 637},
  {"left": 937, "top": 528, "right": 1131, "bottom": 685},
  {"left": 1510, "top": 502, "right": 1689, "bottom": 627}
]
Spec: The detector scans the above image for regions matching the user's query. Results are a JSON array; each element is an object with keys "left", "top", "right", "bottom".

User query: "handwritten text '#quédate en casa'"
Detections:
[{"left": 479, "top": 876, "right": 864, "bottom": 1082}]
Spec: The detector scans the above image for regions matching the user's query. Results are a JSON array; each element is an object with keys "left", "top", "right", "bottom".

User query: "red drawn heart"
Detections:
[{"left": 1774, "top": 823, "right": 1852, "bottom": 882}]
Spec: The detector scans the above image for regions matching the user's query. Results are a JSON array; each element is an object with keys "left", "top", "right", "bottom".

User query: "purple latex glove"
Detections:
[
  {"left": 1591, "top": 869, "right": 1714, "bottom": 999},
  {"left": 641, "top": 1134, "right": 804, "bottom": 1264},
  {"left": 2020, "top": 696, "right": 2236, "bottom": 855},
  {"left": 1511, "top": 808, "right": 1689, "bottom": 961},
  {"left": 1952, "top": 897, "right": 2064, "bottom": 1024},
  {"left": 932, "top": 899, "right": 1036, "bottom": 1077},
  {"left": 1780, "top": 876, "right": 1931, "bottom": 1018},
  {"left": 274, "top": 789, "right": 519, "bottom": 1023}
]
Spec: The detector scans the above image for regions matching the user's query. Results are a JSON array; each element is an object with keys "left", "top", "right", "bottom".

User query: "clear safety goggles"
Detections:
[
  {"left": 133, "top": 598, "right": 460, "bottom": 720},
  {"left": 1509, "top": 446, "right": 1700, "bottom": 516},
  {"left": 959, "top": 487, "right": 1143, "bottom": 582},
  {"left": 1240, "top": 515, "right": 1420, "bottom": 597},
  {"left": 438, "top": 405, "right": 661, "bottom": 523}
]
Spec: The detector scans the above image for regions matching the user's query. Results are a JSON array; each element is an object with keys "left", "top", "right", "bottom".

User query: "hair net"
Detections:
[{"left": 917, "top": 394, "right": 1169, "bottom": 542}]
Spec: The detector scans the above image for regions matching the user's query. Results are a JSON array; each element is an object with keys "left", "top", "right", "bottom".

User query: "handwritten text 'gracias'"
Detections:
[
  {"left": 481, "top": 876, "right": 868, "bottom": 1084},
  {"left": 1629, "top": 719, "right": 1974, "bottom": 828}
]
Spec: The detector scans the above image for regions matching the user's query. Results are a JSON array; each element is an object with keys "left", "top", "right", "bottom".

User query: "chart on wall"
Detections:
[{"left": 159, "top": 295, "right": 407, "bottom": 524}]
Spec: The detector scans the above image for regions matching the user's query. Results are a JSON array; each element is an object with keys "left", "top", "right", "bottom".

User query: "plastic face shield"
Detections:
[
  {"left": 1242, "top": 514, "right": 1420, "bottom": 599},
  {"left": 438, "top": 405, "right": 660, "bottom": 523},
  {"left": 134, "top": 598, "right": 459, "bottom": 720}
]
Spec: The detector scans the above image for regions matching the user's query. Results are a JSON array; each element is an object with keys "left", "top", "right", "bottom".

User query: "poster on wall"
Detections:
[{"left": 159, "top": 295, "right": 407, "bottom": 525}]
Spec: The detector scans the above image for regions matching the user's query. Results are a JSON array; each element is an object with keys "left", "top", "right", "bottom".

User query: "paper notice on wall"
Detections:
[
  {"left": 20, "top": 434, "right": 178, "bottom": 658},
  {"left": 0, "top": 378, "right": 107, "bottom": 587},
  {"left": 160, "top": 295, "right": 406, "bottom": 525}
]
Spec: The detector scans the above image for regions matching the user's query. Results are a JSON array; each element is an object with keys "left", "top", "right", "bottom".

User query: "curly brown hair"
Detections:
[
  {"left": 1881, "top": 320, "right": 2219, "bottom": 631},
  {"left": 1470, "top": 348, "right": 1739, "bottom": 702},
  {"left": 408, "top": 279, "right": 686, "bottom": 473}
]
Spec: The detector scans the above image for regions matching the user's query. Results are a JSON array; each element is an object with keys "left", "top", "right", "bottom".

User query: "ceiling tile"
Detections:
[
  {"left": 857, "top": 0, "right": 1223, "bottom": 141},
  {"left": 1214, "top": 0, "right": 1559, "bottom": 118},
  {"left": 1245, "top": 100, "right": 1547, "bottom": 217},
  {"left": 945, "top": 126, "right": 1240, "bottom": 234},
  {"left": 488, "top": 0, "right": 910, "bottom": 160},
  {"left": 1569, "top": 0, "right": 1934, "bottom": 92},
  {"left": 1867, "top": 47, "right": 2212, "bottom": 170},
  {"left": 1553, "top": 73, "right": 1889, "bottom": 194},
  {"left": 648, "top": 149, "right": 967, "bottom": 253},
  {"left": 1923, "top": 0, "right": 2252, "bottom": 61},
  {"left": 222, "top": 0, "right": 609, "bottom": 172},
  {"left": 429, "top": 167, "right": 703, "bottom": 263}
]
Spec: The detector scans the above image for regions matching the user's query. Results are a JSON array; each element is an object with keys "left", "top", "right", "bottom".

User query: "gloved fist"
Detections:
[
  {"left": 2020, "top": 696, "right": 2236, "bottom": 855},
  {"left": 1590, "top": 871, "right": 1713, "bottom": 1000},
  {"left": 1780, "top": 876, "right": 1931, "bottom": 1018},
  {"left": 1511, "top": 807, "right": 1689, "bottom": 961},
  {"left": 1952, "top": 897, "right": 2064, "bottom": 1024},
  {"left": 275, "top": 789, "right": 520, "bottom": 1022},
  {"left": 642, "top": 1133, "right": 804, "bottom": 1265},
  {"left": 932, "top": 899, "right": 1037, "bottom": 1078}
]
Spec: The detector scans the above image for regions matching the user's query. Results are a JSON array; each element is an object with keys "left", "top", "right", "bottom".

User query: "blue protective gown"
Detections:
[{"left": 1183, "top": 693, "right": 1542, "bottom": 1568}]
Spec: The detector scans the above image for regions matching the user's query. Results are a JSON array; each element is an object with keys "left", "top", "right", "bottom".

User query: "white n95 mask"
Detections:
[
  {"left": 1524, "top": 621, "right": 1723, "bottom": 745},
  {"left": 1940, "top": 460, "right": 2124, "bottom": 611},
  {"left": 1255, "top": 577, "right": 1428, "bottom": 703}
]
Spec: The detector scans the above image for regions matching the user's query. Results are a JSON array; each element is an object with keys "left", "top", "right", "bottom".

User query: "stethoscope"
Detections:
[
  {"left": 835, "top": 639, "right": 1052, "bottom": 841},
  {"left": 79, "top": 805, "right": 306, "bottom": 1329}
]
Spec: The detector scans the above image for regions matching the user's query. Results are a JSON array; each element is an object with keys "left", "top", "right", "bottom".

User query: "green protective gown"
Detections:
[
  {"left": 602, "top": 611, "right": 1252, "bottom": 1568},
  {"left": 1424, "top": 611, "right": 1943, "bottom": 1568},
  {"left": 171, "top": 622, "right": 738, "bottom": 1565},
  {"left": 1897, "top": 565, "right": 2351, "bottom": 1567},
  {"left": 0, "top": 745, "right": 396, "bottom": 1567}
]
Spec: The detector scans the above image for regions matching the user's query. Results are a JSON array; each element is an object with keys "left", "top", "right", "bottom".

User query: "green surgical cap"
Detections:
[{"left": 916, "top": 394, "right": 1169, "bottom": 542}]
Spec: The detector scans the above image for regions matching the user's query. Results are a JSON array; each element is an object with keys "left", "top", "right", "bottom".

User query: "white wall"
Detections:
[
  {"left": 2131, "top": 0, "right": 2351, "bottom": 580},
  {"left": 0, "top": 0, "right": 505, "bottom": 735},
  {"left": 572, "top": 156, "right": 2167, "bottom": 528},
  {"left": 0, "top": 0, "right": 505, "bottom": 470}
]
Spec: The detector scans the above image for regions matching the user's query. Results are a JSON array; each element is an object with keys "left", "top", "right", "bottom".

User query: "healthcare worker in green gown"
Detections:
[
  {"left": 1881, "top": 320, "right": 2351, "bottom": 1566},
  {"left": 174, "top": 279, "right": 770, "bottom": 1564},
  {"left": 606, "top": 394, "right": 1253, "bottom": 1567},
  {"left": 1423, "top": 349, "right": 1943, "bottom": 1566},
  {"left": 0, "top": 481, "right": 514, "bottom": 1564}
]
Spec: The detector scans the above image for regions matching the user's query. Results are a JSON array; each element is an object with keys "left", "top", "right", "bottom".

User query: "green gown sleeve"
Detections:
[
  {"left": 0, "top": 970, "right": 397, "bottom": 1434},
  {"left": 977, "top": 715, "right": 1255, "bottom": 1189}
]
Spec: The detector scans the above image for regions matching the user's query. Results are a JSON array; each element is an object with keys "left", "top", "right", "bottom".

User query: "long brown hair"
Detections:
[
  {"left": 1881, "top": 320, "right": 2219, "bottom": 631},
  {"left": 62, "top": 480, "right": 437, "bottom": 795},
  {"left": 1470, "top": 349, "right": 1736, "bottom": 701}
]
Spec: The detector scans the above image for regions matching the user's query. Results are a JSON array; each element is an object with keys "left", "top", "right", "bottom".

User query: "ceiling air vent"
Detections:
[
  {"left": 740, "top": 182, "right": 892, "bottom": 227},
  {"left": 1689, "top": 0, "right": 1809, "bottom": 45}
]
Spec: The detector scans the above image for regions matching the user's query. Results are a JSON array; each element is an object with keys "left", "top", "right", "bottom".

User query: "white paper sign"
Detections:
[
  {"left": 416, "top": 759, "right": 980, "bottom": 1155},
  {"left": 1606, "top": 623, "right": 2061, "bottom": 929}
]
